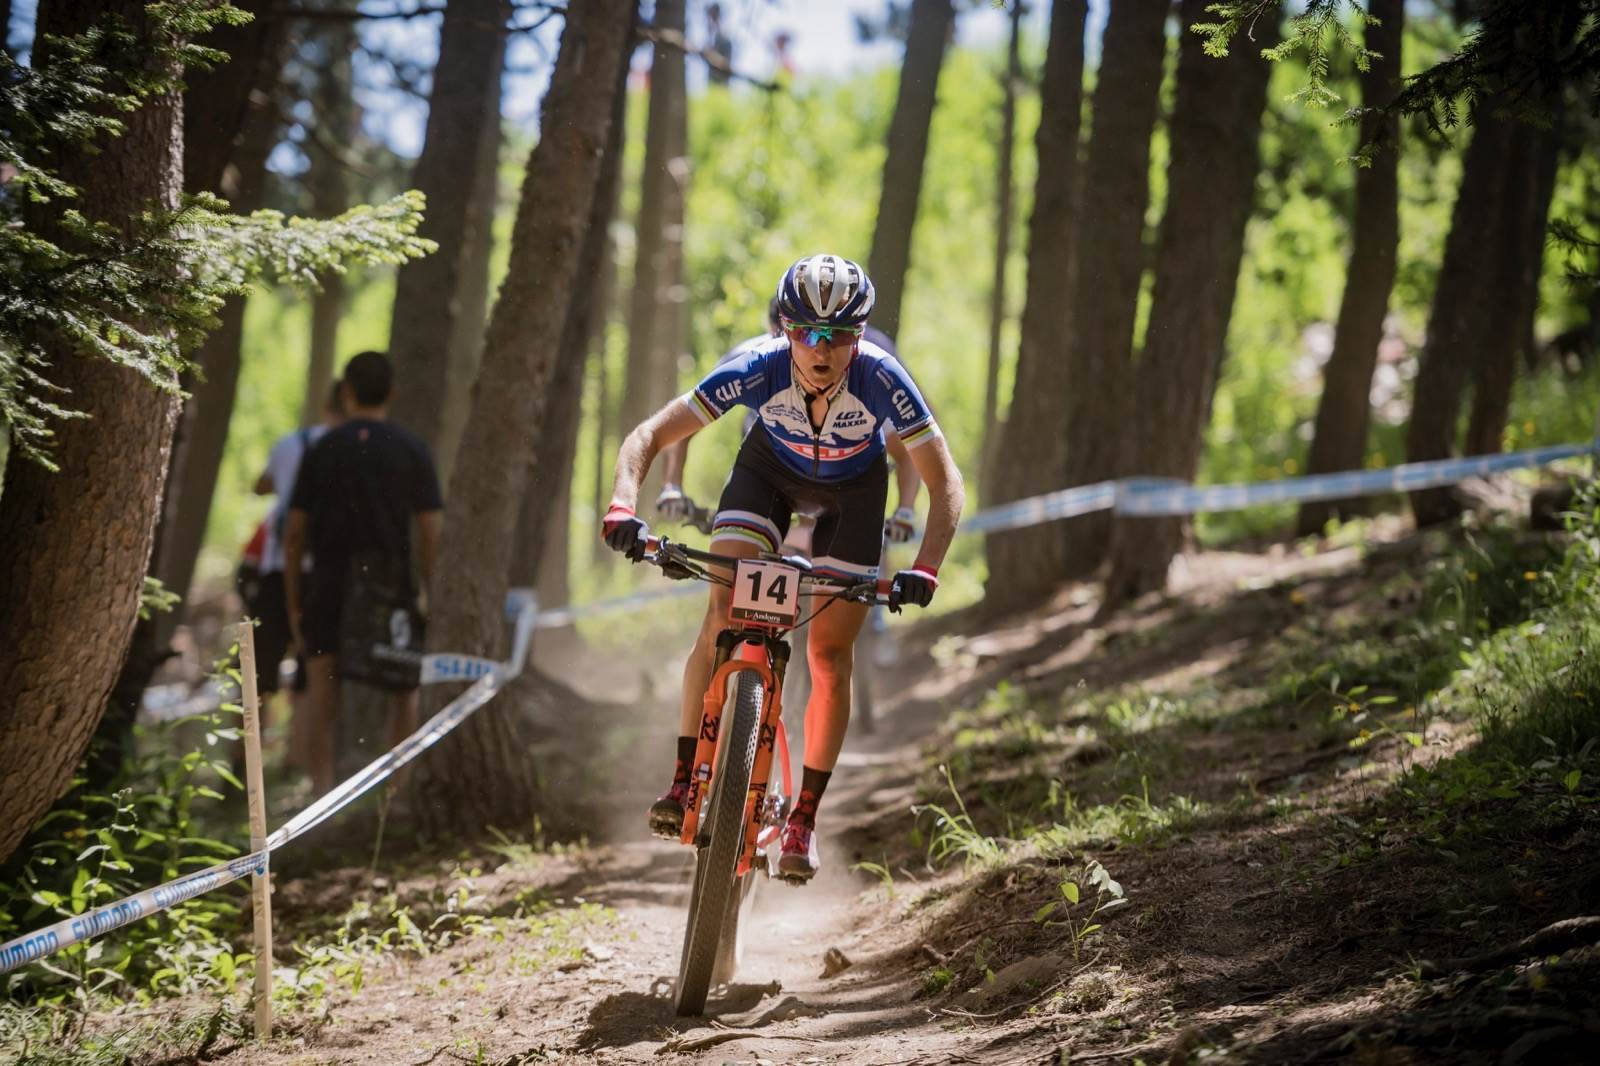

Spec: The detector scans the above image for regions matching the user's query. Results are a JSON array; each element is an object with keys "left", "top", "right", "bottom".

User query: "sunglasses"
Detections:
[{"left": 782, "top": 318, "right": 865, "bottom": 346}]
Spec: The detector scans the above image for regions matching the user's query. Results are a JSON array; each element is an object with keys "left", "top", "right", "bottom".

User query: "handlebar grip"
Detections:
[{"left": 643, "top": 534, "right": 661, "bottom": 553}]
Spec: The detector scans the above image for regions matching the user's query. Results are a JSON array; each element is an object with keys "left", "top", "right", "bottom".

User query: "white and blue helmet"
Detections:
[{"left": 775, "top": 254, "right": 875, "bottom": 327}]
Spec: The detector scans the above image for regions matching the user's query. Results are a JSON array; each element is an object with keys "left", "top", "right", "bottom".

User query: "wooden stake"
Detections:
[{"left": 237, "top": 621, "right": 273, "bottom": 1040}]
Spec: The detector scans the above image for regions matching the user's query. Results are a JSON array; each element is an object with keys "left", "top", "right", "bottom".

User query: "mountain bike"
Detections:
[
  {"left": 629, "top": 533, "right": 892, "bottom": 1016},
  {"left": 656, "top": 495, "right": 893, "bottom": 737}
]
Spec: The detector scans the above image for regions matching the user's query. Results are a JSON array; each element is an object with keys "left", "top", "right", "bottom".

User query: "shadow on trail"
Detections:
[{"left": 574, "top": 981, "right": 785, "bottom": 1050}]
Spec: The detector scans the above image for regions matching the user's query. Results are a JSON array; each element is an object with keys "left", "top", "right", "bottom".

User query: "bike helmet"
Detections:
[{"left": 774, "top": 254, "right": 875, "bottom": 327}]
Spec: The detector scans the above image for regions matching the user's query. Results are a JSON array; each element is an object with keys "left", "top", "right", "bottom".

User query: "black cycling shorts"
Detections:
[{"left": 711, "top": 428, "right": 888, "bottom": 580}]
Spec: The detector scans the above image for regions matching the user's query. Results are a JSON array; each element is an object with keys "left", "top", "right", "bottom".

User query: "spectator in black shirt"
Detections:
[{"left": 284, "top": 351, "right": 444, "bottom": 795}]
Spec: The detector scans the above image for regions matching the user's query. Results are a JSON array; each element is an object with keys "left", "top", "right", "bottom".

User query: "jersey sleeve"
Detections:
[
  {"left": 682, "top": 344, "right": 768, "bottom": 426},
  {"left": 873, "top": 356, "right": 940, "bottom": 448}
]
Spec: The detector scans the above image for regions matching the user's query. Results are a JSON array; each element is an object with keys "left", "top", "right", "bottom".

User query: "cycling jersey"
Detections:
[
  {"left": 715, "top": 326, "right": 899, "bottom": 435},
  {"left": 684, "top": 335, "right": 938, "bottom": 482}
]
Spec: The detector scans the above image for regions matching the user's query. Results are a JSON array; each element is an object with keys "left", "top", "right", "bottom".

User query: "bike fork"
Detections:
[
  {"left": 679, "top": 631, "right": 792, "bottom": 874},
  {"left": 738, "top": 640, "right": 791, "bottom": 875}
]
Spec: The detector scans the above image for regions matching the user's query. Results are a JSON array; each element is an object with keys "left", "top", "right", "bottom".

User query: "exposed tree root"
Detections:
[{"left": 1417, "top": 915, "right": 1600, "bottom": 978}]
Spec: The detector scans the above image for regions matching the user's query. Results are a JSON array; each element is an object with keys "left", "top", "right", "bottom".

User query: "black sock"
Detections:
[
  {"left": 790, "top": 766, "right": 832, "bottom": 828},
  {"left": 673, "top": 736, "right": 697, "bottom": 786}
]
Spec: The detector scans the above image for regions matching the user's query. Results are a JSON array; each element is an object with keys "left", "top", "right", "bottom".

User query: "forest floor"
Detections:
[{"left": 46, "top": 512, "right": 1600, "bottom": 1065}]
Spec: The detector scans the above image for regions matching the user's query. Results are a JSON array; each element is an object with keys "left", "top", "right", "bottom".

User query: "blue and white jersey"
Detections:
[{"left": 684, "top": 336, "right": 939, "bottom": 482}]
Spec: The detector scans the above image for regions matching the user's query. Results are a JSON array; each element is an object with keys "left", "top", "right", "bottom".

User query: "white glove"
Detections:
[{"left": 883, "top": 506, "right": 918, "bottom": 544}]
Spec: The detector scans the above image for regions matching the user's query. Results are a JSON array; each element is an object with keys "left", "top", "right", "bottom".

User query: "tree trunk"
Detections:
[
  {"left": 1404, "top": 105, "right": 1518, "bottom": 526},
  {"left": 1058, "top": 0, "right": 1171, "bottom": 573},
  {"left": 1102, "top": 0, "right": 1281, "bottom": 606},
  {"left": 0, "top": 0, "right": 184, "bottom": 864},
  {"left": 0, "top": 0, "right": 12, "bottom": 59},
  {"left": 149, "top": 4, "right": 287, "bottom": 647},
  {"left": 867, "top": 0, "right": 955, "bottom": 340},
  {"left": 100, "top": 2, "right": 287, "bottom": 766},
  {"left": 980, "top": 0, "right": 1024, "bottom": 494},
  {"left": 436, "top": 33, "right": 505, "bottom": 484},
  {"left": 408, "top": 0, "right": 635, "bottom": 839},
  {"left": 387, "top": 0, "right": 509, "bottom": 457},
  {"left": 299, "top": 18, "right": 358, "bottom": 426},
  {"left": 620, "top": 0, "right": 688, "bottom": 441},
  {"left": 1464, "top": 111, "right": 1563, "bottom": 456},
  {"left": 512, "top": 56, "right": 629, "bottom": 593},
  {"left": 981, "top": 0, "right": 1087, "bottom": 614},
  {"left": 1297, "top": 0, "right": 1405, "bottom": 536}
]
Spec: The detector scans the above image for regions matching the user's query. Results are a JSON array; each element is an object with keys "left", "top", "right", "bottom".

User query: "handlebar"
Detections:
[{"left": 637, "top": 533, "right": 896, "bottom": 608}]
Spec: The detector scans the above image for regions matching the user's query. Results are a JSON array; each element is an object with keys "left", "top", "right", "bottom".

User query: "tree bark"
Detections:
[
  {"left": 149, "top": 2, "right": 288, "bottom": 648},
  {"left": 867, "top": 0, "right": 954, "bottom": 341},
  {"left": 409, "top": 0, "right": 635, "bottom": 839},
  {"left": 980, "top": 0, "right": 1024, "bottom": 494},
  {"left": 981, "top": 0, "right": 1087, "bottom": 614},
  {"left": 1297, "top": 0, "right": 1405, "bottom": 536},
  {"left": 99, "top": 2, "right": 287, "bottom": 774},
  {"left": 1464, "top": 111, "right": 1563, "bottom": 456},
  {"left": 620, "top": 0, "right": 688, "bottom": 440},
  {"left": 1102, "top": 0, "right": 1280, "bottom": 606},
  {"left": 387, "top": 0, "right": 509, "bottom": 457},
  {"left": 300, "top": 21, "right": 357, "bottom": 426},
  {"left": 436, "top": 31, "right": 505, "bottom": 485},
  {"left": 512, "top": 51, "right": 629, "bottom": 593},
  {"left": 0, "top": 0, "right": 185, "bottom": 864},
  {"left": 1057, "top": 0, "right": 1171, "bottom": 573},
  {"left": 1404, "top": 105, "right": 1518, "bottom": 526}
]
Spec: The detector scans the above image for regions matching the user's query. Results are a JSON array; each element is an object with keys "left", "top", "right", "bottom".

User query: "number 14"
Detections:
[{"left": 747, "top": 570, "right": 789, "bottom": 605}]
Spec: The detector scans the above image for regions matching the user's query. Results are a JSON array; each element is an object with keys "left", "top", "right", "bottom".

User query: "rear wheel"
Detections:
[{"left": 675, "top": 669, "right": 763, "bottom": 1015}]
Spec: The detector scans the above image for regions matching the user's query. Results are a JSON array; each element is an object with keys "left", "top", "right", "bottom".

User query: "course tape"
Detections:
[
  {"left": 0, "top": 853, "right": 270, "bottom": 975},
  {"left": 1, "top": 594, "right": 539, "bottom": 977},
  {"left": 1113, "top": 442, "right": 1596, "bottom": 517},
  {"left": 4, "top": 437, "right": 1592, "bottom": 975}
]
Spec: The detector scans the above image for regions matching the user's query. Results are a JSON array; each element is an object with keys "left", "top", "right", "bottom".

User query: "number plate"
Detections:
[{"left": 729, "top": 559, "right": 802, "bottom": 627}]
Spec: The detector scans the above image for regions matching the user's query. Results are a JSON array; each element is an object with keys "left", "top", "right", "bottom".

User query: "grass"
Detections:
[
  {"left": 890, "top": 484, "right": 1600, "bottom": 1039},
  {"left": 0, "top": 1000, "right": 247, "bottom": 1066}
]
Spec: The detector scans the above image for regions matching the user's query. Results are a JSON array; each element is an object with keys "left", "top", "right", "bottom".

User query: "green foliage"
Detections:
[
  {"left": 137, "top": 576, "right": 180, "bottom": 621},
  {"left": 277, "top": 884, "right": 615, "bottom": 1013},
  {"left": 0, "top": 1000, "right": 245, "bottom": 1066},
  {"left": 1195, "top": 1, "right": 1376, "bottom": 108},
  {"left": 0, "top": 656, "right": 249, "bottom": 1006},
  {"left": 913, "top": 763, "right": 1009, "bottom": 869},
  {"left": 0, "top": 5, "right": 433, "bottom": 470},
  {"left": 1196, "top": 0, "right": 1600, "bottom": 134},
  {"left": 1031, "top": 858, "right": 1127, "bottom": 960}
]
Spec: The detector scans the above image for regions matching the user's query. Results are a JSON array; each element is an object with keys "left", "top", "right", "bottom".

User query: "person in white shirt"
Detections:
[{"left": 249, "top": 384, "right": 342, "bottom": 769}]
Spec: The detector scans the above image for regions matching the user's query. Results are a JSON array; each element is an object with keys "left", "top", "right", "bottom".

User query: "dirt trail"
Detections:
[
  {"left": 227, "top": 621, "right": 1015, "bottom": 1066},
  {"left": 198, "top": 518, "right": 1599, "bottom": 1065}
]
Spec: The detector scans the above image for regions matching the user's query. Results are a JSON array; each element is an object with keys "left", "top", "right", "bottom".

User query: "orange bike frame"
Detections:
[{"left": 679, "top": 633, "right": 794, "bottom": 876}]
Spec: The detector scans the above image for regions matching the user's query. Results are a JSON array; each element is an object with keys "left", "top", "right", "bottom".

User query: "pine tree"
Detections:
[
  {"left": 410, "top": 0, "right": 636, "bottom": 836},
  {"left": 867, "top": 0, "right": 955, "bottom": 340},
  {"left": 0, "top": 2, "right": 432, "bottom": 862},
  {"left": 982, "top": 0, "right": 1087, "bottom": 613},
  {"left": 1297, "top": 0, "right": 1405, "bottom": 536},
  {"left": 1102, "top": 0, "right": 1281, "bottom": 605},
  {"left": 387, "top": 0, "right": 510, "bottom": 463}
]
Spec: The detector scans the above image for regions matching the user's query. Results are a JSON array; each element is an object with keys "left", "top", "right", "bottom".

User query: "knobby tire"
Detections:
[{"left": 674, "top": 670, "right": 763, "bottom": 1015}]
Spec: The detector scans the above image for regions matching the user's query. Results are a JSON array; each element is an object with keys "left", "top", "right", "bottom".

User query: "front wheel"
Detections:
[{"left": 674, "top": 669, "right": 763, "bottom": 1015}]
